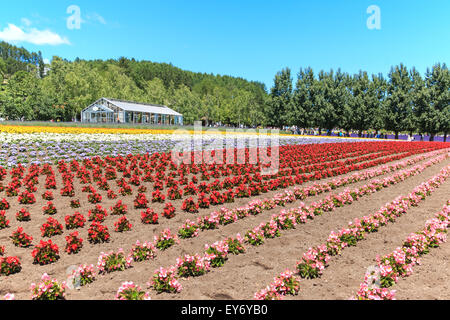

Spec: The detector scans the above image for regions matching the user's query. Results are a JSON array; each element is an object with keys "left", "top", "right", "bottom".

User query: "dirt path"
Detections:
[{"left": 385, "top": 215, "right": 450, "bottom": 300}]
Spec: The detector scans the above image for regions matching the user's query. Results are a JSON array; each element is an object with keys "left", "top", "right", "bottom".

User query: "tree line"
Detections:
[
  {"left": 0, "top": 41, "right": 267, "bottom": 127},
  {"left": 267, "top": 64, "right": 449, "bottom": 141},
  {"left": 0, "top": 41, "right": 45, "bottom": 78},
  {"left": 0, "top": 41, "right": 448, "bottom": 141}
]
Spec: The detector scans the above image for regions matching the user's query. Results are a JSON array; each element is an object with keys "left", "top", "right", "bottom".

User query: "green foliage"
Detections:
[
  {"left": 350, "top": 71, "right": 380, "bottom": 135},
  {"left": 172, "top": 84, "right": 202, "bottom": 125},
  {"left": 3, "top": 71, "right": 41, "bottom": 120},
  {"left": 310, "top": 70, "right": 338, "bottom": 135},
  {"left": 0, "top": 42, "right": 267, "bottom": 125},
  {"left": 0, "top": 58, "right": 6, "bottom": 81},
  {"left": 0, "top": 41, "right": 44, "bottom": 76},
  {"left": 268, "top": 68, "right": 293, "bottom": 128},
  {"left": 383, "top": 64, "right": 414, "bottom": 138},
  {"left": 280, "top": 63, "right": 448, "bottom": 138},
  {"left": 414, "top": 63, "right": 450, "bottom": 140}
]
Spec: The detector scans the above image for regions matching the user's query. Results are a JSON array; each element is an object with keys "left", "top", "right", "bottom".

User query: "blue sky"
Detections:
[{"left": 0, "top": 0, "right": 449, "bottom": 89}]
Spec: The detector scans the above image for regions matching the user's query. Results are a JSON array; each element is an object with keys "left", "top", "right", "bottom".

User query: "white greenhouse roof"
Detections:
[{"left": 104, "top": 98, "right": 182, "bottom": 116}]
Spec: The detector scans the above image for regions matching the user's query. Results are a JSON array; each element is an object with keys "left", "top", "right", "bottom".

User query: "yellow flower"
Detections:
[{"left": 0, "top": 125, "right": 176, "bottom": 135}]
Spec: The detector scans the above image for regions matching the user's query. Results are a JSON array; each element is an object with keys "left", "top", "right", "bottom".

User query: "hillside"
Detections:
[{"left": 0, "top": 41, "right": 268, "bottom": 125}]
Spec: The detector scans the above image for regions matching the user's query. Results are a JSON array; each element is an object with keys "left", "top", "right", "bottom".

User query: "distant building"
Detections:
[{"left": 81, "top": 97, "right": 183, "bottom": 125}]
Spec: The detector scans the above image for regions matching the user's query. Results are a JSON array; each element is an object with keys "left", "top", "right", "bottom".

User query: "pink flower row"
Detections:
[
  {"left": 147, "top": 234, "right": 246, "bottom": 294},
  {"left": 247, "top": 158, "right": 448, "bottom": 250},
  {"left": 150, "top": 162, "right": 449, "bottom": 297},
  {"left": 253, "top": 165, "right": 449, "bottom": 300},
  {"left": 175, "top": 152, "right": 449, "bottom": 241},
  {"left": 353, "top": 202, "right": 449, "bottom": 300}
]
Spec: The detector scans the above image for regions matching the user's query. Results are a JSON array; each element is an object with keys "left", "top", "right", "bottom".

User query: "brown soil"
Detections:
[
  {"left": 389, "top": 222, "right": 450, "bottom": 300},
  {"left": 0, "top": 153, "right": 449, "bottom": 300}
]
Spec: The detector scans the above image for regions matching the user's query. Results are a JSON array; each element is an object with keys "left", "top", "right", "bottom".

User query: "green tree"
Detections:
[
  {"left": 201, "top": 91, "right": 221, "bottom": 125},
  {"left": 289, "top": 67, "right": 314, "bottom": 129},
  {"left": 416, "top": 63, "right": 450, "bottom": 141},
  {"left": 268, "top": 68, "right": 292, "bottom": 128},
  {"left": 37, "top": 51, "right": 45, "bottom": 79},
  {"left": 329, "top": 69, "right": 352, "bottom": 134},
  {"left": 340, "top": 73, "right": 355, "bottom": 136},
  {"left": 100, "top": 64, "right": 144, "bottom": 101},
  {"left": 142, "top": 78, "right": 169, "bottom": 106},
  {"left": 350, "top": 71, "right": 380, "bottom": 136},
  {"left": 172, "top": 84, "right": 202, "bottom": 125},
  {"left": 3, "top": 71, "right": 40, "bottom": 120},
  {"left": 310, "top": 70, "right": 335, "bottom": 135},
  {"left": 0, "top": 58, "right": 6, "bottom": 81},
  {"left": 384, "top": 64, "right": 414, "bottom": 139},
  {"left": 371, "top": 74, "right": 387, "bottom": 135}
]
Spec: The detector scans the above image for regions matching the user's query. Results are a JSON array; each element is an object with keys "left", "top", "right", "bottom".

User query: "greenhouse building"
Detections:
[{"left": 81, "top": 98, "right": 183, "bottom": 125}]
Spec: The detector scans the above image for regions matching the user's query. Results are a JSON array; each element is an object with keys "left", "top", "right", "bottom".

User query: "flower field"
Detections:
[
  {"left": 0, "top": 128, "right": 382, "bottom": 167},
  {"left": 0, "top": 127, "right": 449, "bottom": 300}
]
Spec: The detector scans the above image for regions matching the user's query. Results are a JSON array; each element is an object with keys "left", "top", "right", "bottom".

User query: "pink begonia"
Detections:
[
  {"left": 131, "top": 240, "right": 157, "bottom": 260},
  {"left": 169, "top": 278, "right": 183, "bottom": 291},
  {"left": 260, "top": 219, "right": 280, "bottom": 238},
  {"left": 180, "top": 219, "right": 199, "bottom": 233},
  {"left": 197, "top": 211, "right": 220, "bottom": 229},
  {"left": 233, "top": 207, "right": 249, "bottom": 219},
  {"left": 176, "top": 254, "right": 211, "bottom": 276},
  {"left": 149, "top": 266, "right": 182, "bottom": 293},
  {"left": 97, "top": 249, "right": 133, "bottom": 274},
  {"left": 326, "top": 231, "right": 344, "bottom": 255},
  {"left": 296, "top": 209, "right": 309, "bottom": 224},
  {"left": 245, "top": 226, "right": 265, "bottom": 245},
  {"left": 204, "top": 240, "right": 229, "bottom": 256},
  {"left": 283, "top": 191, "right": 296, "bottom": 204},
  {"left": 73, "top": 264, "right": 96, "bottom": 284},
  {"left": 262, "top": 198, "right": 277, "bottom": 210},
  {"left": 219, "top": 208, "right": 238, "bottom": 224},
  {"left": 274, "top": 210, "right": 297, "bottom": 229},
  {"left": 254, "top": 285, "right": 283, "bottom": 300},
  {"left": 297, "top": 247, "right": 327, "bottom": 276},
  {"left": 115, "top": 281, "right": 151, "bottom": 300},
  {"left": 255, "top": 268, "right": 300, "bottom": 300},
  {"left": 2, "top": 293, "right": 15, "bottom": 300},
  {"left": 154, "top": 228, "right": 179, "bottom": 243},
  {"left": 30, "top": 273, "right": 66, "bottom": 300},
  {"left": 235, "top": 233, "right": 245, "bottom": 243},
  {"left": 352, "top": 283, "right": 396, "bottom": 300},
  {"left": 354, "top": 200, "right": 450, "bottom": 300}
]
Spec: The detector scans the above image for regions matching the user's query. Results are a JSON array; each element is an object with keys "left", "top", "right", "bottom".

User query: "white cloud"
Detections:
[
  {"left": 93, "top": 13, "right": 106, "bottom": 25},
  {"left": 0, "top": 23, "right": 70, "bottom": 45},
  {"left": 21, "top": 18, "right": 32, "bottom": 27},
  {"left": 85, "top": 12, "right": 107, "bottom": 25}
]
